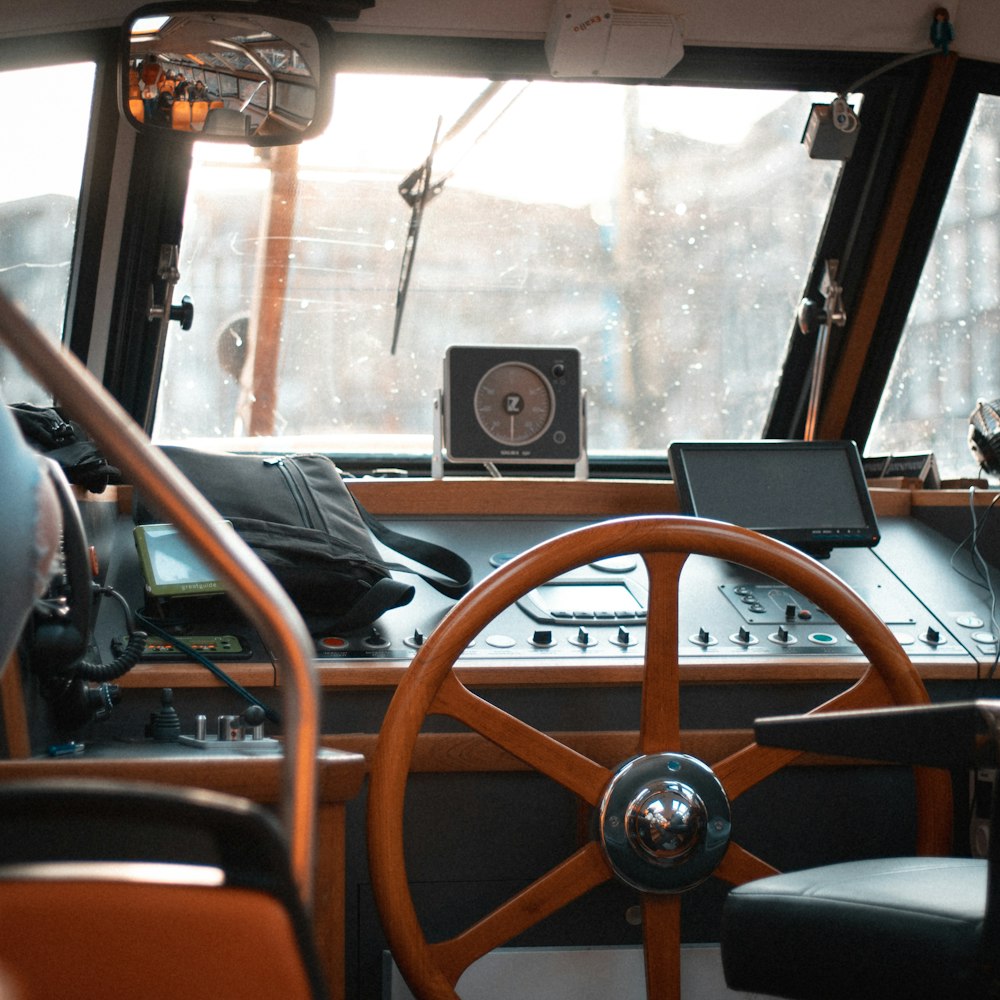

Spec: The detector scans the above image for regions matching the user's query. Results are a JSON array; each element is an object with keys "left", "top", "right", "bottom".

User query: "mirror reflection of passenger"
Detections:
[
  {"left": 138, "top": 54, "right": 162, "bottom": 120},
  {"left": 153, "top": 91, "right": 173, "bottom": 127}
]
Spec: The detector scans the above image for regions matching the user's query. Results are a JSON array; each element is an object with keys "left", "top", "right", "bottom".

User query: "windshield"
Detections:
[{"left": 154, "top": 73, "right": 841, "bottom": 463}]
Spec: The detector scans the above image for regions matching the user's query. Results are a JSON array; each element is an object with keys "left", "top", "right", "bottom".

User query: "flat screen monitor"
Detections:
[
  {"left": 133, "top": 523, "right": 230, "bottom": 597},
  {"left": 667, "top": 439, "right": 879, "bottom": 555}
]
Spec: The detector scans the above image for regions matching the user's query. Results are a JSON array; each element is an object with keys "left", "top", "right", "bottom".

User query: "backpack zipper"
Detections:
[{"left": 266, "top": 457, "right": 316, "bottom": 529}]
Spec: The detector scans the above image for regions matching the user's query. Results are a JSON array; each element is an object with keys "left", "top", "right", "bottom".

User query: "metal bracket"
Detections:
[{"left": 798, "top": 259, "right": 847, "bottom": 440}]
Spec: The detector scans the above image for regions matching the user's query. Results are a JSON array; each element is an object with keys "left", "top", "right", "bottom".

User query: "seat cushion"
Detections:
[{"left": 720, "top": 856, "right": 986, "bottom": 1000}]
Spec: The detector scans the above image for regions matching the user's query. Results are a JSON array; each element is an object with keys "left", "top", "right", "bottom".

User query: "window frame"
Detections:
[{"left": 105, "top": 33, "right": 949, "bottom": 474}]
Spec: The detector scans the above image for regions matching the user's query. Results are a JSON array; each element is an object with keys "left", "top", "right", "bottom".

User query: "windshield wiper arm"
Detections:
[
  {"left": 391, "top": 116, "right": 441, "bottom": 355},
  {"left": 390, "top": 81, "right": 528, "bottom": 354}
]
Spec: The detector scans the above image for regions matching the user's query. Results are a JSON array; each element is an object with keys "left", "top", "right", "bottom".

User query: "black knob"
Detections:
[
  {"left": 151, "top": 687, "right": 181, "bottom": 742},
  {"left": 243, "top": 705, "right": 266, "bottom": 726},
  {"left": 169, "top": 295, "right": 194, "bottom": 330}
]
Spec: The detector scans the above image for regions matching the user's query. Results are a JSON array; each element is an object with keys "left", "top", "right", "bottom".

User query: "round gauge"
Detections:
[
  {"left": 442, "top": 345, "right": 581, "bottom": 465},
  {"left": 474, "top": 362, "right": 555, "bottom": 446}
]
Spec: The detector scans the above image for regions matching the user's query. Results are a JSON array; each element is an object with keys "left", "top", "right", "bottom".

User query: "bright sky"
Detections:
[
  {"left": 301, "top": 74, "right": 801, "bottom": 209},
  {"left": 0, "top": 64, "right": 95, "bottom": 203},
  {"left": 0, "top": 63, "right": 800, "bottom": 212}
]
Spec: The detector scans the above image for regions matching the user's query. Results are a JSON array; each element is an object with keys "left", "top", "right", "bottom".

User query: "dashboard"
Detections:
[{"left": 91, "top": 499, "right": 994, "bottom": 682}]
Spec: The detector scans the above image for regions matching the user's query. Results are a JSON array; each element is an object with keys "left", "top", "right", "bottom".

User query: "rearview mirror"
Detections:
[{"left": 121, "top": 2, "right": 335, "bottom": 146}]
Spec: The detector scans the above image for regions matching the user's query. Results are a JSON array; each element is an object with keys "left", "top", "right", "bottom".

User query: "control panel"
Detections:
[
  {"left": 307, "top": 517, "right": 978, "bottom": 664},
  {"left": 98, "top": 514, "right": 992, "bottom": 668}
]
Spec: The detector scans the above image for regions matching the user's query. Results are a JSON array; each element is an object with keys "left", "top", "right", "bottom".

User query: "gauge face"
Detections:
[
  {"left": 443, "top": 345, "right": 581, "bottom": 464},
  {"left": 474, "top": 362, "right": 555, "bottom": 446}
]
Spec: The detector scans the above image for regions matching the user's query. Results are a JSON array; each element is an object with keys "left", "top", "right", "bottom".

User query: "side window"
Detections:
[
  {"left": 0, "top": 61, "right": 95, "bottom": 403},
  {"left": 868, "top": 94, "right": 1000, "bottom": 479}
]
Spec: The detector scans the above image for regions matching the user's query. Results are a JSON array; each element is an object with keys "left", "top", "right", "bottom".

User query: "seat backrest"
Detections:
[
  {"left": 191, "top": 99, "right": 209, "bottom": 127},
  {"left": 0, "top": 778, "right": 327, "bottom": 1000},
  {"left": 203, "top": 106, "right": 249, "bottom": 136},
  {"left": 171, "top": 100, "right": 192, "bottom": 130}
]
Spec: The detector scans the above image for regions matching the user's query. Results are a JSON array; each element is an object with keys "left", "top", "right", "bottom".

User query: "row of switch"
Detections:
[
  {"left": 691, "top": 625, "right": 949, "bottom": 648},
  {"left": 316, "top": 623, "right": 952, "bottom": 655}
]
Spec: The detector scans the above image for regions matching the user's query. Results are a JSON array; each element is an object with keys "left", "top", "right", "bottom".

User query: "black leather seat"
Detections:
[{"left": 720, "top": 701, "right": 999, "bottom": 1000}]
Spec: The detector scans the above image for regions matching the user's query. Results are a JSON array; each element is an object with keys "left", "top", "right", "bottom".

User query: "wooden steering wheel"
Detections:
[{"left": 367, "top": 516, "right": 952, "bottom": 1000}]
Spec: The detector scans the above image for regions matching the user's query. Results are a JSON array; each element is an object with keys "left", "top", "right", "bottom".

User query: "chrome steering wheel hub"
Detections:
[{"left": 598, "top": 752, "right": 731, "bottom": 893}]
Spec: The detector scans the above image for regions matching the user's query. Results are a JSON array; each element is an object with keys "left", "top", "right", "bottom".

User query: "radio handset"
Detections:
[{"left": 30, "top": 459, "right": 96, "bottom": 673}]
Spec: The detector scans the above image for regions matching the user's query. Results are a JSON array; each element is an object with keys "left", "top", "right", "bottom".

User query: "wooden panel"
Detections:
[
  {"left": 113, "top": 655, "right": 982, "bottom": 690},
  {"left": 347, "top": 477, "right": 679, "bottom": 517},
  {"left": 0, "top": 747, "right": 364, "bottom": 801},
  {"left": 118, "top": 661, "right": 277, "bottom": 688},
  {"left": 911, "top": 488, "right": 1000, "bottom": 509},
  {"left": 114, "top": 473, "right": 989, "bottom": 521},
  {"left": 323, "top": 728, "right": 894, "bottom": 773}
]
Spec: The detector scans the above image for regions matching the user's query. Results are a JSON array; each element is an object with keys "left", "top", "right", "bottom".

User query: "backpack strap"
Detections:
[{"left": 355, "top": 503, "right": 473, "bottom": 601}]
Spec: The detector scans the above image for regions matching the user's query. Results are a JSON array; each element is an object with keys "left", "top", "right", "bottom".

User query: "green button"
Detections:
[{"left": 809, "top": 632, "right": 837, "bottom": 645}]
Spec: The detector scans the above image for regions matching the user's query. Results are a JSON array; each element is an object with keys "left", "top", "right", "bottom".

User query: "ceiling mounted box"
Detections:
[{"left": 545, "top": 3, "right": 684, "bottom": 78}]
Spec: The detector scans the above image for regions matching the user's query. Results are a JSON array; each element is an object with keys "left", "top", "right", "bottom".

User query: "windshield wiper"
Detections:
[
  {"left": 390, "top": 80, "right": 528, "bottom": 354},
  {"left": 391, "top": 116, "right": 442, "bottom": 356}
]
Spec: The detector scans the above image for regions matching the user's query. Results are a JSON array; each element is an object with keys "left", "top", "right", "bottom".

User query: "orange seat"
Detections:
[
  {"left": 0, "top": 780, "right": 327, "bottom": 1000},
  {"left": 191, "top": 99, "right": 209, "bottom": 128},
  {"left": 172, "top": 101, "right": 192, "bottom": 131},
  {"left": 128, "top": 97, "right": 144, "bottom": 123}
]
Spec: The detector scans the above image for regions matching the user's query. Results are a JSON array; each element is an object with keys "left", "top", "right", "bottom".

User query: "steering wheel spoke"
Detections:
[
  {"left": 640, "top": 895, "right": 682, "bottom": 997},
  {"left": 430, "top": 842, "right": 613, "bottom": 986},
  {"left": 638, "top": 551, "right": 687, "bottom": 753},
  {"left": 714, "top": 841, "right": 780, "bottom": 885},
  {"left": 714, "top": 670, "right": 901, "bottom": 799},
  {"left": 432, "top": 672, "right": 612, "bottom": 804}
]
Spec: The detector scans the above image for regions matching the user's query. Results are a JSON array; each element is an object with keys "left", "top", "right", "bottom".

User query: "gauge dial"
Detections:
[
  {"left": 473, "top": 362, "right": 555, "bottom": 446},
  {"left": 443, "top": 345, "right": 581, "bottom": 464}
]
